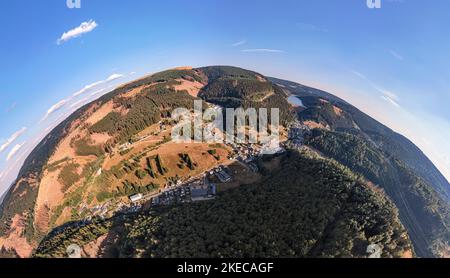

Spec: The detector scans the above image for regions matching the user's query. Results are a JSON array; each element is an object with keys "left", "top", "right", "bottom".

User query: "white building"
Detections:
[{"left": 129, "top": 193, "right": 143, "bottom": 203}]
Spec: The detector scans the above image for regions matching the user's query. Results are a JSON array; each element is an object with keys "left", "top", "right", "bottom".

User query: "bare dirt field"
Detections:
[
  {"left": 173, "top": 79, "right": 205, "bottom": 97},
  {"left": 0, "top": 214, "right": 34, "bottom": 258}
]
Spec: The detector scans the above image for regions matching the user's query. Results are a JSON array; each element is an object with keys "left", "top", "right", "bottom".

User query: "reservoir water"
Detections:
[{"left": 287, "top": 95, "right": 305, "bottom": 107}]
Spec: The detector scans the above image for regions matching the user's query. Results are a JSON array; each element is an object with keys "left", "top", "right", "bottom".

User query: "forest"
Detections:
[
  {"left": 305, "top": 128, "right": 450, "bottom": 257},
  {"left": 35, "top": 150, "right": 412, "bottom": 258}
]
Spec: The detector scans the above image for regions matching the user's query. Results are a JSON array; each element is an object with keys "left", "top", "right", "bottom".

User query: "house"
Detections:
[
  {"left": 215, "top": 170, "right": 231, "bottom": 183},
  {"left": 209, "top": 184, "right": 217, "bottom": 196},
  {"left": 190, "top": 184, "right": 217, "bottom": 202},
  {"left": 95, "top": 168, "right": 102, "bottom": 177},
  {"left": 119, "top": 142, "right": 132, "bottom": 151},
  {"left": 190, "top": 186, "right": 209, "bottom": 202},
  {"left": 152, "top": 197, "right": 160, "bottom": 205},
  {"left": 129, "top": 193, "right": 143, "bottom": 203}
]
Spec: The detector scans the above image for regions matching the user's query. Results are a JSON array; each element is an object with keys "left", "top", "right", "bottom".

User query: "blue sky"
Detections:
[{"left": 1, "top": 0, "right": 450, "bottom": 195}]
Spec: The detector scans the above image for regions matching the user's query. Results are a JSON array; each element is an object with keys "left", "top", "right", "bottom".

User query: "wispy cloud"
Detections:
[
  {"left": 72, "top": 81, "right": 104, "bottom": 97},
  {"left": 40, "top": 73, "right": 124, "bottom": 123},
  {"left": 73, "top": 73, "right": 123, "bottom": 97},
  {"left": 0, "top": 127, "right": 27, "bottom": 153},
  {"left": 381, "top": 94, "right": 400, "bottom": 107},
  {"left": 351, "top": 70, "right": 367, "bottom": 80},
  {"left": 69, "top": 97, "right": 89, "bottom": 109},
  {"left": 6, "top": 143, "right": 24, "bottom": 161},
  {"left": 241, "top": 48, "right": 284, "bottom": 53},
  {"left": 90, "top": 86, "right": 113, "bottom": 97},
  {"left": 389, "top": 49, "right": 404, "bottom": 61},
  {"left": 232, "top": 40, "right": 247, "bottom": 47},
  {"left": 351, "top": 70, "right": 401, "bottom": 108},
  {"left": 296, "top": 22, "right": 328, "bottom": 32},
  {"left": 380, "top": 90, "right": 399, "bottom": 102},
  {"left": 40, "top": 99, "right": 70, "bottom": 123},
  {"left": 69, "top": 86, "right": 113, "bottom": 109},
  {"left": 57, "top": 19, "right": 98, "bottom": 45},
  {"left": 106, "top": 73, "right": 123, "bottom": 82}
]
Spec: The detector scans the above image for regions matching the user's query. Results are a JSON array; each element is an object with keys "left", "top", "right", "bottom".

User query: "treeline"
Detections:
[
  {"left": 89, "top": 86, "right": 196, "bottom": 146},
  {"left": 199, "top": 77, "right": 294, "bottom": 126},
  {"left": 306, "top": 129, "right": 387, "bottom": 183},
  {"left": 199, "top": 66, "right": 263, "bottom": 81},
  {"left": 298, "top": 96, "right": 355, "bottom": 129}
]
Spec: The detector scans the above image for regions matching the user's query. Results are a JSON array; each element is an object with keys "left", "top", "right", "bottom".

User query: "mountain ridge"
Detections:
[{"left": 270, "top": 77, "right": 450, "bottom": 201}]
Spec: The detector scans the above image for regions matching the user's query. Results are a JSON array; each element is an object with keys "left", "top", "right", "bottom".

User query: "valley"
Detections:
[{"left": 0, "top": 66, "right": 448, "bottom": 258}]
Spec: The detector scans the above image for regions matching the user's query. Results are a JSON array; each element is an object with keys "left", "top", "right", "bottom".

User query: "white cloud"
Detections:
[
  {"left": 72, "top": 81, "right": 105, "bottom": 97},
  {"left": 57, "top": 19, "right": 98, "bottom": 45},
  {"left": 389, "top": 49, "right": 404, "bottom": 61},
  {"left": 6, "top": 143, "right": 24, "bottom": 161},
  {"left": 241, "top": 48, "right": 284, "bottom": 53},
  {"left": 351, "top": 69, "right": 401, "bottom": 108},
  {"left": 380, "top": 90, "right": 399, "bottom": 102},
  {"left": 40, "top": 99, "right": 70, "bottom": 123},
  {"left": 73, "top": 73, "right": 123, "bottom": 97},
  {"left": 232, "top": 40, "right": 247, "bottom": 47},
  {"left": 40, "top": 73, "right": 125, "bottom": 124},
  {"left": 0, "top": 127, "right": 27, "bottom": 153},
  {"left": 351, "top": 70, "right": 367, "bottom": 80},
  {"left": 381, "top": 95, "right": 400, "bottom": 108},
  {"left": 106, "top": 73, "right": 124, "bottom": 82}
]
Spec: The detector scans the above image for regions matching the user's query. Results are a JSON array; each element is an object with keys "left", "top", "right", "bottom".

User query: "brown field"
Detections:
[
  {"left": 303, "top": 120, "right": 329, "bottom": 130},
  {"left": 55, "top": 207, "right": 72, "bottom": 227},
  {"left": 333, "top": 105, "right": 343, "bottom": 116},
  {"left": 401, "top": 249, "right": 413, "bottom": 258},
  {"left": 34, "top": 168, "right": 66, "bottom": 231},
  {"left": 172, "top": 66, "right": 193, "bottom": 70},
  {"left": 135, "top": 122, "right": 163, "bottom": 137},
  {"left": 173, "top": 79, "right": 205, "bottom": 97},
  {"left": 119, "top": 142, "right": 231, "bottom": 189},
  {"left": 121, "top": 85, "right": 145, "bottom": 99},
  {"left": 82, "top": 234, "right": 108, "bottom": 258},
  {"left": 90, "top": 132, "right": 111, "bottom": 145},
  {"left": 0, "top": 214, "right": 34, "bottom": 258},
  {"left": 47, "top": 129, "right": 79, "bottom": 163},
  {"left": 85, "top": 101, "right": 114, "bottom": 126}
]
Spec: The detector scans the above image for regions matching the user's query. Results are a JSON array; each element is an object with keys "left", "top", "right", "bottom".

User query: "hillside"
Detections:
[
  {"left": 272, "top": 77, "right": 450, "bottom": 202},
  {"left": 35, "top": 150, "right": 412, "bottom": 258},
  {"left": 272, "top": 78, "right": 449, "bottom": 257},
  {"left": 0, "top": 66, "right": 448, "bottom": 258}
]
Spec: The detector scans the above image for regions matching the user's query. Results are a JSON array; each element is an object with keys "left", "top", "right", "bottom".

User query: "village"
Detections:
[{"left": 56, "top": 117, "right": 309, "bottom": 234}]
